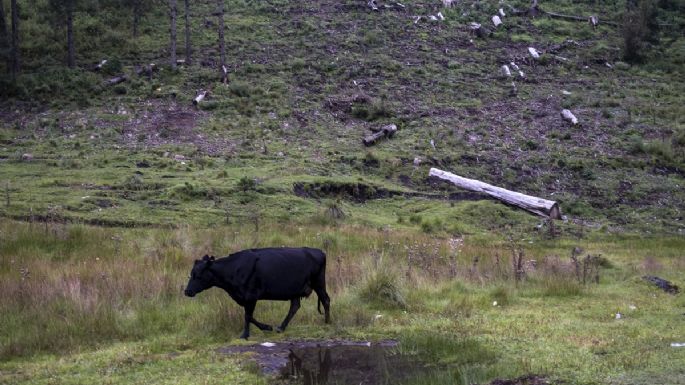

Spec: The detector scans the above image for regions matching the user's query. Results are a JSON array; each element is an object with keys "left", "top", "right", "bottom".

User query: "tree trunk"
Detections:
[
  {"left": 10, "top": 0, "right": 19, "bottom": 76},
  {"left": 133, "top": 1, "right": 140, "bottom": 38},
  {"left": 0, "top": 1, "right": 9, "bottom": 73},
  {"left": 428, "top": 168, "right": 562, "bottom": 219},
  {"left": 67, "top": 3, "right": 75, "bottom": 68},
  {"left": 170, "top": 0, "right": 177, "bottom": 70},
  {"left": 218, "top": 0, "right": 225, "bottom": 71},
  {"left": 184, "top": 0, "right": 191, "bottom": 65}
]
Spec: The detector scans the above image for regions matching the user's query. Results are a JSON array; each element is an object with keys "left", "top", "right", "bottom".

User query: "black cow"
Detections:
[{"left": 184, "top": 247, "right": 331, "bottom": 339}]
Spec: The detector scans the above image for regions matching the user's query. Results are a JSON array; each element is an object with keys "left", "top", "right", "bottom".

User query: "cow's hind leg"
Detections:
[
  {"left": 315, "top": 287, "right": 331, "bottom": 324},
  {"left": 276, "top": 298, "right": 301, "bottom": 333}
]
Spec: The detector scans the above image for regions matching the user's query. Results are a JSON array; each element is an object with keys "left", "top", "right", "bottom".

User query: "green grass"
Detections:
[{"left": 0, "top": 220, "right": 684, "bottom": 384}]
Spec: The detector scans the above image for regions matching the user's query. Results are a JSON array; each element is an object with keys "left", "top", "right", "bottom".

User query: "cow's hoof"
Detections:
[
  {"left": 239, "top": 333, "right": 249, "bottom": 340},
  {"left": 276, "top": 326, "right": 284, "bottom": 333},
  {"left": 261, "top": 325, "right": 273, "bottom": 332}
]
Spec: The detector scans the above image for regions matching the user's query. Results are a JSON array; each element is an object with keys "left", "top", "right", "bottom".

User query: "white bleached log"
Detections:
[
  {"left": 528, "top": 47, "right": 540, "bottom": 59},
  {"left": 429, "top": 15, "right": 438, "bottom": 21},
  {"left": 193, "top": 90, "right": 208, "bottom": 105},
  {"left": 368, "top": 0, "right": 378, "bottom": 11},
  {"left": 499, "top": 8, "right": 506, "bottom": 17},
  {"left": 561, "top": 109, "right": 578, "bottom": 125},
  {"left": 413, "top": 16, "right": 421, "bottom": 23},
  {"left": 437, "top": 12, "right": 445, "bottom": 21},
  {"left": 105, "top": 75, "right": 127, "bottom": 86},
  {"left": 501, "top": 64, "right": 511, "bottom": 77},
  {"left": 442, "top": 0, "right": 453, "bottom": 8},
  {"left": 492, "top": 15, "right": 502, "bottom": 27},
  {"left": 429, "top": 168, "right": 561, "bottom": 219}
]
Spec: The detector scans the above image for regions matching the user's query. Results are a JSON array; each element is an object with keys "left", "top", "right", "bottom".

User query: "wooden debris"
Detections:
[
  {"left": 193, "top": 90, "right": 208, "bottom": 106},
  {"left": 363, "top": 124, "right": 397, "bottom": 146},
  {"left": 510, "top": 61, "right": 525, "bottom": 78},
  {"left": 93, "top": 59, "right": 107, "bottom": 71},
  {"left": 429, "top": 168, "right": 562, "bottom": 219},
  {"left": 469, "top": 22, "right": 490, "bottom": 38},
  {"left": 492, "top": 15, "right": 502, "bottom": 27},
  {"left": 135, "top": 63, "right": 157, "bottom": 78},
  {"left": 221, "top": 65, "right": 228, "bottom": 84},
  {"left": 105, "top": 75, "right": 127, "bottom": 86},
  {"left": 561, "top": 109, "right": 578, "bottom": 125},
  {"left": 368, "top": 0, "right": 378, "bottom": 11},
  {"left": 528, "top": 47, "right": 540, "bottom": 59},
  {"left": 442, "top": 0, "right": 453, "bottom": 8},
  {"left": 413, "top": 16, "right": 421, "bottom": 24},
  {"left": 176, "top": 59, "right": 186, "bottom": 66},
  {"left": 429, "top": 15, "right": 438, "bottom": 21},
  {"left": 501, "top": 64, "right": 511, "bottom": 77},
  {"left": 437, "top": 12, "right": 445, "bottom": 21},
  {"left": 509, "top": 81, "right": 518, "bottom": 96},
  {"left": 589, "top": 15, "right": 598, "bottom": 28},
  {"left": 499, "top": 8, "right": 506, "bottom": 17}
]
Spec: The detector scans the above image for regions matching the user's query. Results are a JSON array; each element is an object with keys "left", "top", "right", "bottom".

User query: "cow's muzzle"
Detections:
[{"left": 184, "top": 289, "right": 196, "bottom": 297}]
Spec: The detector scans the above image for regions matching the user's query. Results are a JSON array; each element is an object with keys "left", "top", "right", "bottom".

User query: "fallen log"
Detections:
[
  {"left": 429, "top": 168, "right": 561, "bottom": 219},
  {"left": 193, "top": 90, "right": 208, "bottom": 106},
  {"left": 105, "top": 74, "right": 127, "bottom": 86},
  {"left": 363, "top": 124, "right": 397, "bottom": 146},
  {"left": 561, "top": 109, "right": 578, "bottom": 125},
  {"left": 469, "top": 22, "right": 491, "bottom": 38}
]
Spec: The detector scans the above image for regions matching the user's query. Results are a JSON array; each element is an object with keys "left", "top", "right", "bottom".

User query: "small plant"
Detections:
[
  {"left": 358, "top": 270, "right": 407, "bottom": 309},
  {"left": 236, "top": 176, "right": 257, "bottom": 192}
]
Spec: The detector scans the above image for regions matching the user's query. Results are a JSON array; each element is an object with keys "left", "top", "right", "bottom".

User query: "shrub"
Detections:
[
  {"left": 236, "top": 176, "right": 257, "bottom": 192},
  {"left": 358, "top": 270, "right": 407, "bottom": 309}
]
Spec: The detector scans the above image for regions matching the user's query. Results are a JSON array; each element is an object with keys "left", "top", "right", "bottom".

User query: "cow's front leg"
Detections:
[
  {"left": 240, "top": 301, "right": 256, "bottom": 339},
  {"left": 276, "top": 298, "right": 301, "bottom": 333}
]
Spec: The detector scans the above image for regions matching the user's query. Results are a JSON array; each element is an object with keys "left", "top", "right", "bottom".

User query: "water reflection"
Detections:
[{"left": 281, "top": 343, "right": 413, "bottom": 385}]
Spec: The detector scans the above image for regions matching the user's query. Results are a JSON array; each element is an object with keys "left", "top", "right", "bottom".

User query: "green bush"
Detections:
[{"left": 358, "top": 270, "right": 407, "bottom": 309}]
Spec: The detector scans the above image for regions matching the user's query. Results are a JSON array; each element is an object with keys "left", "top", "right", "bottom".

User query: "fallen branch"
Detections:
[
  {"left": 221, "top": 65, "right": 228, "bottom": 84},
  {"left": 429, "top": 168, "right": 562, "bottom": 219},
  {"left": 93, "top": 59, "right": 107, "bottom": 71},
  {"left": 363, "top": 124, "right": 397, "bottom": 146}
]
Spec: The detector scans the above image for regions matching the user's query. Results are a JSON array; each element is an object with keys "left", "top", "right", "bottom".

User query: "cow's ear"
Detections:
[
  {"left": 209, "top": 256, "right": 216, "bottom": 261},
  {"left": 202, "top": 254, "right": 210, "bottom": 261}
]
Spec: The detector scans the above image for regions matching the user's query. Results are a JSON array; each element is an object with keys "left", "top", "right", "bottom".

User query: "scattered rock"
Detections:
[
  {"left": 20, "top": 153, "right": 33, "bottom": 162},
  {"left": 173, "top": 154, "right": 186, "bottom": 161}
]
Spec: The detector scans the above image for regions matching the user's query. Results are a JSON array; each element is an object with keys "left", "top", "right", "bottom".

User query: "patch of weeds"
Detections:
[
  {"left": 229, "top": 81, "right": 251, "bottom": 98},
  {"left": 358, "top": 270, "right": 407, "bottom": 309},
  {"left": 236, "top": 176, "right": 257, "bottom": 192}
]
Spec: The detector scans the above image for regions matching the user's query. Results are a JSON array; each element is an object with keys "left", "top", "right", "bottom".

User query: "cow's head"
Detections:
[{"left": 184, "top": 255, "right": 216, "bottom": 297}]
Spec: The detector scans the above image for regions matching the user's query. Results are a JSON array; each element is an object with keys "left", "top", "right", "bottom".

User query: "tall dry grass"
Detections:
[{"left": 1, "top": 219, "right": 659, "bottom": 360}]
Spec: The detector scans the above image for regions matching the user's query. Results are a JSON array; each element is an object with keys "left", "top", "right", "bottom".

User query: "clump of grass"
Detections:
[{"left": 358, "top": 269, "right": 407, "bottom": 309}]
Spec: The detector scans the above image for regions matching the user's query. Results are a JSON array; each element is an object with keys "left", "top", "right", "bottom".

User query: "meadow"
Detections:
[{"left": 1, "top": 0, "right": 684, "bottom": 383}]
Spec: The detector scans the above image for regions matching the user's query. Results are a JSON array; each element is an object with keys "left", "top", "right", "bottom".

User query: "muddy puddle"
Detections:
[{"left": 218, "top": 339, "right": 432, "bottom": 385}]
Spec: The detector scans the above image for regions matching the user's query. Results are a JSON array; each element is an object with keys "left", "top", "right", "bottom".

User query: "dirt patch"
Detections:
[
  {"left": 118, "top": 100, "right": 236, "bottom": 155},
  {"left": 293, "top": 180, "right": 488, "bottom": 203}
]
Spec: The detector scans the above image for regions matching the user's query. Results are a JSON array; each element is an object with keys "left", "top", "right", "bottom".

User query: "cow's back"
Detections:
[{"left": 239, "top": 247, "right": 325, "bottom": 301}]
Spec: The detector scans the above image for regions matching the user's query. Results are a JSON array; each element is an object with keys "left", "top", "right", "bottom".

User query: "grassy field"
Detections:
[
  {"left": 0, "top": 220, "right": 684, "bottom": 384},
  {"left": 0, "top": 0, "right": 684, "bottom": 383}
]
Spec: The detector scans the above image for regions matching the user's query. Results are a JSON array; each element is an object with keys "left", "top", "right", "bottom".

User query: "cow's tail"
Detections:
[{"left": 316, "top": 250, "right": 326, "bottom": 315}]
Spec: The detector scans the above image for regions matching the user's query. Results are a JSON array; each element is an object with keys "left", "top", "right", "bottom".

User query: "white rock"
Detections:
[
  {"left": 499, "top": 8, "right": 505, "bottom": 17},
  {"left": 615, "top": 313, "right": 622, "bottom": 319},
  {"left": 671, "top": 343, "right": 685, "bottom": 347},
  {"left": 261, "top": 342, "right": 276, "bottom": 347},
  {"left": 629, "top": 305, "right": 637, "bottom": 310},
  {"left": 492, "top": 15, "right": 502, "bottom": 27},
  {"left": 493, "top": 301, "right": 498, "bottom": 306}
]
